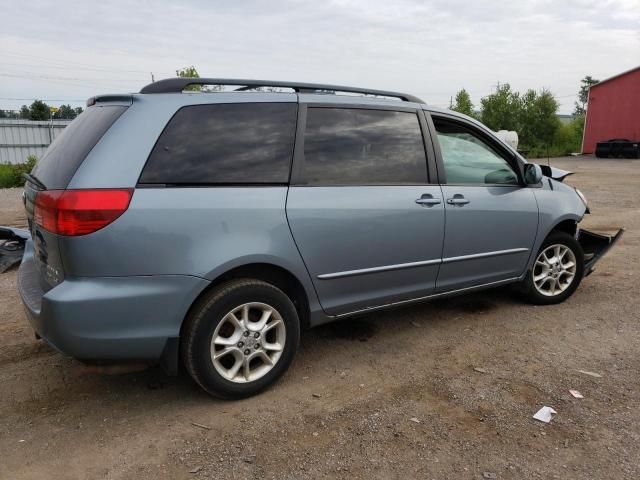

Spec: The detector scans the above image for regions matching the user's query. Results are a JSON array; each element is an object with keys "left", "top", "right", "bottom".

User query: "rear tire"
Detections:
[
  {"left": 181, "top": 279, "right": 300, "bottom": 399},
  {"left": 520, "top": 231, "right": 584, "bottom": 305}
]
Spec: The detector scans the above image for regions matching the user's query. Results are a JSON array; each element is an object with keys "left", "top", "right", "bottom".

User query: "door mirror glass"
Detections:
[{"left": 524, "top": 163, "right": 543, "bottom": 185}]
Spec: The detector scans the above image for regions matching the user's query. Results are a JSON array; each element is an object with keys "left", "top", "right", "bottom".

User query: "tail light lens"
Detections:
[{"left": 34, "top": 189, "right": 133, "bottom": 236}]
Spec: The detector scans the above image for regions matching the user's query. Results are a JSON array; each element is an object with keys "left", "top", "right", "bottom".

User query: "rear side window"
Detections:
[
  {"left": 32, "top": 105, "right": 127, "bottom": 189},
  {"left": 140, "top": 103, "right": 297, "bottom": 184},
  {"left": 301, "top": 108, "right": 427, "bottom": 185}
]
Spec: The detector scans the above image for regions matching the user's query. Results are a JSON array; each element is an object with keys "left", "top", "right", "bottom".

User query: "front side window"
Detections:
[
  {"left": 140, "top": 103, "right": 297, "bottom": 184},
  {"left": 433, "top": 118, "right": 518, "bottom": 185},
  {"left": 302, "top": 108, "right": 427, "bottom": 185}
]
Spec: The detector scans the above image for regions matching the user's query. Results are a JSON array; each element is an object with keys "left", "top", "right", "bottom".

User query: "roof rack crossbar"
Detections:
[{"left": 139, "top": 78, "right": 424, "bottom": 103}]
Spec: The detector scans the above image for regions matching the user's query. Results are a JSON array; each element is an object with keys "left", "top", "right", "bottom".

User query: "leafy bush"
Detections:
[
  {"left": 524, "top": 117, "right": 584, "bottom": 159},
  {"left": 0, "top": 155, "right": 37, "bottom": 188}
]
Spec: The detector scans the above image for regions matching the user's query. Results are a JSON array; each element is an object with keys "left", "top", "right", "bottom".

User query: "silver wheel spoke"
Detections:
[
  {"left": 243, "top": 357, "right": 251, "bottom": 381},
  {"left": 263, "top": 318, "right": 283, "bottom": 333},
  {"left": 263, "top": 342, "right": 283, "bottom": 352},
  {"left": 252, "top": 307, "right": 273, "bottom": 331},
  {"left": 213, "top": 347, "right": 235, "bottom": 360},
  {"left": 534, "top": 272, "right": 548, "bottom": 282},
  {"left": 226, "top": 312, "right": 243, "bottom": 330},
  {"left": 227, "top": 356, "right": 243, "bottom": 379},
  {"left": 214, "top": 335, "right": 237, "bottom": 346},
  {"left": 256, "top": 351, "right": 274, "bottom": 365}
]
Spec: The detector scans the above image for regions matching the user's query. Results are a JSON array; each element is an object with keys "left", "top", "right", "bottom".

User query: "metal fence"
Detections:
[{"left": 0, "top": 119, "right": 72, "bottom": 164}]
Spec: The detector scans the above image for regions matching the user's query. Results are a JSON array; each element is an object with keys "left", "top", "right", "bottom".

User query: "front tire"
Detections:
[
  {"left": 521, "top": 231, "right": 584, "bottom": 305},
  {"left": 181, "top": 279, "right": 300, "bottom": 399}
]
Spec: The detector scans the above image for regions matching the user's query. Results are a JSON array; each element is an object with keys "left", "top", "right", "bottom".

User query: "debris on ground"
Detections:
[
  {"left": 312, "top": 393, "right": 321, "bottom": 398},
  {"left": 189, "top": 466, "right": 202, "bottom": 474},
  {"left": 409, "top": 417, "right": 420, "bottom": 424},
  {"left": 569, "top": 389, "right": 584, "bottom": 398},
  {"left": 190, "top": 422, "right": 212, "bottom": 430},
  {"left": 533, "top": 406, "right": 557, "bottom": 423},
  {"left": 410, "top": 321, "right": 421, "bottom": 327},
  {"left": 474, "top": 367, "right": 488, "bottom": 373},
  {"left": 578, "top": 370, "right": 602, "bottom": 378},
  {"left": 0, "top": 227, "right": 28, "bottom": 274},
  {"left": 482, "top": 472, "right": 497, "bottom": 479}
]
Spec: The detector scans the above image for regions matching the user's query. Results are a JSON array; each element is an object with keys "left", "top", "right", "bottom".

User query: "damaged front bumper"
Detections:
[
  {"left": 578, "top": 228, "right": 625, "bottom": 276},
  {"left": 0, "top": 226, "right": 30, "bottom": 273}
]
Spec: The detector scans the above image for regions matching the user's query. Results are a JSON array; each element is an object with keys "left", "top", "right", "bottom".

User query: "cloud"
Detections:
[{"left": 0, "top": 0, "right": 638, "bottom": 112}]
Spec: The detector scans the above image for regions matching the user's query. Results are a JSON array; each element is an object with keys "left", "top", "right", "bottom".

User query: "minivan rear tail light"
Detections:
[{"left": 34, "top": 189, "right": 133, "bottom": 236}]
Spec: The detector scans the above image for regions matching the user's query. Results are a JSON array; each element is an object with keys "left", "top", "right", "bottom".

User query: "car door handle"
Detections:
[
  {"left": 415, "top": 195, "right": 441, "bottom": 206},
  {"left": 446, "top": 195, "right": 470, "bottom": 205}
]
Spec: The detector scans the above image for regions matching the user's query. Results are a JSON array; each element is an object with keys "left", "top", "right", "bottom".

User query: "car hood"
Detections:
[{"left": 539, "top": 164, "right": 573, "bottom": 182}]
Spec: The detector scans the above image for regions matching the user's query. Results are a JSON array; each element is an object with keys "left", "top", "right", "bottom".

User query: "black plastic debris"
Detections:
[{"left": 0, "top": 227, "right": 29, "bottom": 273}]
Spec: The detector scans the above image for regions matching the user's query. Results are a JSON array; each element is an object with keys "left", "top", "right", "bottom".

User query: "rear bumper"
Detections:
[
  {"left": 17, "top": 240, "right": 209, "bottom": 363},
  {"left": 578, "top": 228, "right": 624, "bottom": 276}
]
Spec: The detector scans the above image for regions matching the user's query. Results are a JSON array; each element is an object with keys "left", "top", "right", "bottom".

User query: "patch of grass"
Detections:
[{"left": 0, "top": 155, "right": 37, "bottom": 188}]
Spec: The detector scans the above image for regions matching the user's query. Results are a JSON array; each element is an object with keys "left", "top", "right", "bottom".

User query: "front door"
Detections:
[
  {"left": 287, "top": 106, "right": 445, "bottom": 315},
  {"left": 430, "top": 115, "right": 539, "bottom": 291}
]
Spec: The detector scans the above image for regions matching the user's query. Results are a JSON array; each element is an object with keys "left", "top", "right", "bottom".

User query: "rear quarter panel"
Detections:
[{"left": 58, "top": 187, "right": 323, "bottom": 318}]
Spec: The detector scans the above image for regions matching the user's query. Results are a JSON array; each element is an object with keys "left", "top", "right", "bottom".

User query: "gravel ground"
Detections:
[{"left": 0, "top": 156, "right": 638, "bottom": 479}]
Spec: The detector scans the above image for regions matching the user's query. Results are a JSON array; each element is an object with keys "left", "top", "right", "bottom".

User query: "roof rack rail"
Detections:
[{"left": 139, "top": 78, "right": 424, "bottom": 103}]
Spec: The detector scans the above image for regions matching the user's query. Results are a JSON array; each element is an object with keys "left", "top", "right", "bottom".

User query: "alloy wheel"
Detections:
[
  {"left": 533, "top": 244, "right": 577, "bottom": 297},
  {"left": 210, "top": 302, "right": 286, "bottom": 383}
]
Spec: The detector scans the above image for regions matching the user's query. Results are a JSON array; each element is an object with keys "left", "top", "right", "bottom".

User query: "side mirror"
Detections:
[{"left": 524, "top": 163, "right": 543, "bottom": 185}]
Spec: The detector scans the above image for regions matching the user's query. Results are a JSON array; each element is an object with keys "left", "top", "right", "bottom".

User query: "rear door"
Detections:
[
  {"left": 286, "top": 104, "right": 445, "bottom": 316},
  {"left": 429, "top": 114, "right": 538, "bottom": 291}
]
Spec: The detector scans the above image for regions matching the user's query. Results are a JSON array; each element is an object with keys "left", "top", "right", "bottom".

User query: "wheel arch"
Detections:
[
  {"left": 548, "top": 218, "right": 579, "bottom": 238},
  {"left": 183, "top": 262, "right": 312, "bottom": 335},
  {"left": 524, "top": 214, "right": 582, "bottom": 275}
]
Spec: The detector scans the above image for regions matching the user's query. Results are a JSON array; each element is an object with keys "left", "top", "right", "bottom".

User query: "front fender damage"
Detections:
[{"left": 578, "top": 228, "right": 624, "bottom": 276}]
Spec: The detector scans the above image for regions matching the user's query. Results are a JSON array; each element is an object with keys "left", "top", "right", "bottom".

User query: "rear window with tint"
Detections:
[
  {"left": 32, "top": 105, "right": 127, "bottom": 189},
  {"left": 139, "top": 103, "right": 297, "bottom": 184},
  {"left": 301, "top": 108, "right": 427, "bottom": 185}
]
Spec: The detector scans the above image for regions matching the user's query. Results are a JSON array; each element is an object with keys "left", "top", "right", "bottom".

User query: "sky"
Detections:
[{"left": 1, "top": 0, "right": 638, "bottom": 113}]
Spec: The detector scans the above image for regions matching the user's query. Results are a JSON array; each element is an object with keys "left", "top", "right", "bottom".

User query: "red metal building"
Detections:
[{"left": 582, "top": 66, "right": 640, "bottom": 154}]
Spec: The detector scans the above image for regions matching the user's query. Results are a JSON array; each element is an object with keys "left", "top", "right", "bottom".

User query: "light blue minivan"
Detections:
[{"left": 4, "top": 78, "right": 622, "bottom": 398}]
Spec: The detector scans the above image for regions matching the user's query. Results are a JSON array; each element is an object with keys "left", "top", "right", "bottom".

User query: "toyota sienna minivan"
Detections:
[{"left": 6, "top": 78, "right": 622, "bottom": 399}]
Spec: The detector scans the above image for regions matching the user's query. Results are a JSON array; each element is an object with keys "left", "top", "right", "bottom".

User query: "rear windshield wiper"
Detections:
[{"left": 22, "top": 173, "right": 46, "bottom": 191}]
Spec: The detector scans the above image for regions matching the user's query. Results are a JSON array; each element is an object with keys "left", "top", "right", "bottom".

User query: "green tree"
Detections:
[
  {"left": 518, "top": 88, "right": 560, "bottom": 147},
  {"left": 480, "top": 83, "right": 521, "bottom": 131},
  {"left": 29, "top": 100, "right": 50, "bottom": 120},
  {"left": 451, "top": 89, "right": 475, "bottom": 116},
  {"left": 53, "top": 104, "right": 79, "bottom": 120},
  {"left": 573, "top": 75, "right": 599, "bottom": 116},
  {"left": 176, "top": 65, "right": 201, "bottom": 92},
  {"left": 19, "top": 105, "right": 30, "bottom": 119},
  {"left": 176, "top": 65, "right": 223, "bottom": 92}
]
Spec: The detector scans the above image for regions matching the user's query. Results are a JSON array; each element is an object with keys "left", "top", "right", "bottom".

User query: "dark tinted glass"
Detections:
[
  {"left": 433, "top": 118, "right": 518, "bottom": 185},
  {"left": 302, "top": 108, "right": 427, "bottom": 185},
  {"left": 32, "top": 105, "right": 127, "bottom": 189},
  {"left": 140, "top": 103, "right": 297, "bottom": 184}
]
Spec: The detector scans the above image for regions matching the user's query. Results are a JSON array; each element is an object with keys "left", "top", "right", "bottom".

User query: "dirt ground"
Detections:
[{"left": 0, "top": 156, "right": 638, "bottom": 480}]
